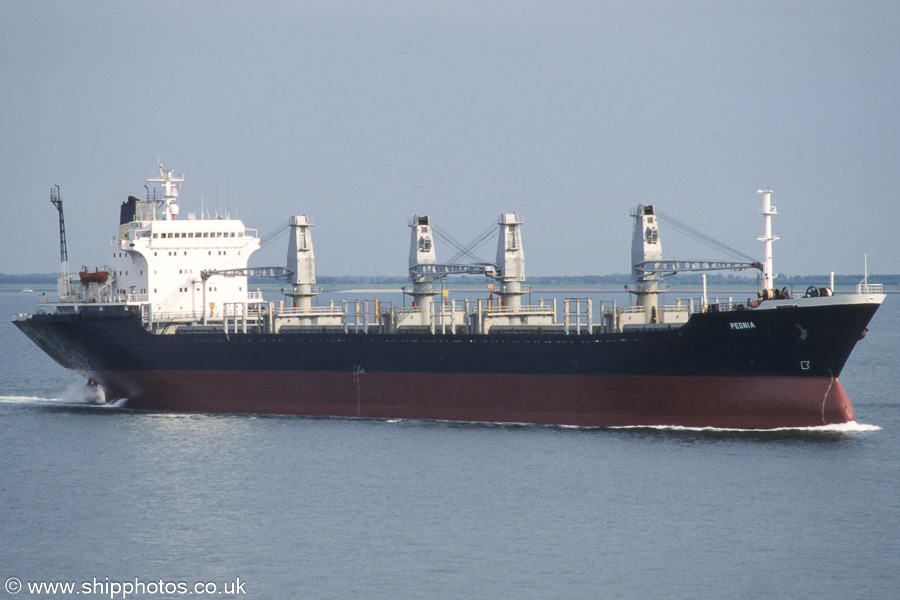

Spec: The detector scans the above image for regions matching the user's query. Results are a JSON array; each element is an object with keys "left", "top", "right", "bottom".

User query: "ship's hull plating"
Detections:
[
  {"left": 14, "top": 296, "right": 881, "bottom": 429},
  {"left": 98, "top": 369, "right": 851, "bottom": 429}
]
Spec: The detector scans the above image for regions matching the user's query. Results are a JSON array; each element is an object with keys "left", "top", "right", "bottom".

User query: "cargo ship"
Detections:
[{"left": 14, "top": 164, "right": 885, "bottom": 428}]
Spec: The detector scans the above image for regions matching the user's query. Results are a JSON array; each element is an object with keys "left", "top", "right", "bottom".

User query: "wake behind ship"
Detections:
[{"left": 14, "top": 165, "right": 885, "bottom": 428}]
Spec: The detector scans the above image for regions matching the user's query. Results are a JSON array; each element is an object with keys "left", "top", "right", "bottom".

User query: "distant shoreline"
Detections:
[{"left": 4, "top": 281, "right": 896, "bottom": 295}]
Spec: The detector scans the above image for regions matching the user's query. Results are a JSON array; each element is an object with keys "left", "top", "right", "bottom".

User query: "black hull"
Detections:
[{"left": 14, "top": 299, "right": 880, "bottom": 428}]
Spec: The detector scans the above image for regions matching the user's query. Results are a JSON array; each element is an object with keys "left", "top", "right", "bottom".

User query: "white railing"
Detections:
[
  {"left": 661, "top": 304, "right": 689, "bottom": 314},
  {"left": 618, "top": 303, "right": 690, "bottom": 315},
  {"left": 618, "top": 305, "right": 645, "bottom": 314},
  {"left": 343, "top": 299, "right": 388, "bottom": 333},
  {"left": 276, "top": 305, "right": 345, "bottom": 316},
  {"left": 480, "top": 301, "right": 556, "bottom": 315},
  {"left": 149, "top": 310, "right": 205, "bottom": 322},
  {"left": 564, "top": 298, "right": 592, "bottom": 334},
  {"left": 857, "top": 283, "right": 883, "bottom": 294},
  {"left": 703, "top": 300, "right": 745, "bottom": 312}
]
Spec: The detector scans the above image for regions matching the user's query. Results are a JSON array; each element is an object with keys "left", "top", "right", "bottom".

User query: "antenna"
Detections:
[{"left": 145, "top": 161, "right": 184, "bottom": 220}]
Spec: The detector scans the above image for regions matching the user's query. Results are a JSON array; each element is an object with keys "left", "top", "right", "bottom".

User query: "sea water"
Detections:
[{"left": 1, "top": 291, "right": 897, "bottom": 599}]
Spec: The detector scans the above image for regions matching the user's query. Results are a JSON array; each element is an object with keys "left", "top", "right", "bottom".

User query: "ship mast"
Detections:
[
  {"left": 50, "top": 185, "right": 72, "bottom": 300},
  {"left": 630, "top": 204, "right": 663, "bottom": 322},
  {"left": 408, "top": 215, "right": 438, "bottom": 320},
  {"left": 757, "top": 188, "right": 777, "bottom": 292},
  {"left": 286, "top": 215, "right": 318, "bottom": 310},
  {"left": 145, "top": 161, "right": 184, "bottom": 220},
  {"left": 495, "top": 213, "right": 525, "bottom": 309}
]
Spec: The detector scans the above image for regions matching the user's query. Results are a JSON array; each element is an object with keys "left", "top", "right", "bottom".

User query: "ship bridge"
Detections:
[{"left": 61, "top": 163, "right": 262, "bottom": 323}]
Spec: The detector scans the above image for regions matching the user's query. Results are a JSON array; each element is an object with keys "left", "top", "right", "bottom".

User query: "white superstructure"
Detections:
[{"left": 102, "top": 164, "right": 260, "bottom": 320}]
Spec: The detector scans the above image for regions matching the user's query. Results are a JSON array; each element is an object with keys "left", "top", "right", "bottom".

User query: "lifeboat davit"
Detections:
[{"left": 79, "top": 270, "right": 109, "bottom": 284}]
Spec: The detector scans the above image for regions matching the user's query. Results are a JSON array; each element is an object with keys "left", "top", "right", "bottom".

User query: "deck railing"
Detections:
[
  {"left": 479, "top": 300, "right": 556, "bottom": 315},
  {"left": 857, "top": 283, "right": 883, "bottom": 294},
  {"left": 276, "top": 305, "right": 345, "bottom": 316}
]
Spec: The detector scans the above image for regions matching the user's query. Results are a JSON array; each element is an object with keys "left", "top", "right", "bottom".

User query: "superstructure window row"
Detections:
[{"left": 151, "top": 232, "right": 242, "bottom": 239}]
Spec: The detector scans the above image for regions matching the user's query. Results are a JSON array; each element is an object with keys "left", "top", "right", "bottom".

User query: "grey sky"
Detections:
[{"left": 1, "top": 1, "right": 897, "bottom": 278}]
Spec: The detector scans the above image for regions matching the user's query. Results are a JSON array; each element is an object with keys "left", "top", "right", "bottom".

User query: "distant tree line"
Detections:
[
  {"left": 0, "top": 273, "right": 59, "bottom": 284},
  {"left": 663, "top": 273, "right": 899, "bottom": 287},
  {"left": 4, "top": 272, "right": 898, "bottom": 287},
  {"left": 303, "top": 273, "right": 900, "bottom": 287}
]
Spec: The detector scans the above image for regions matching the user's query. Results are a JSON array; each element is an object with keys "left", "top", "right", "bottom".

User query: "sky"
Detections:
[{"left": 1, "top": 1, "right": 898, "bottom": 279}]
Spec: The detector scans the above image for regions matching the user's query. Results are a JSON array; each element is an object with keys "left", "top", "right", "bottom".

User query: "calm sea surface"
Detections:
[{"left": 1, "top": 291, "right": 897, "bottom": 600}]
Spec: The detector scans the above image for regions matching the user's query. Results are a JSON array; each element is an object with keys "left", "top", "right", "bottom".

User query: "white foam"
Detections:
[
  {"left": 609, "top": 420, "right": 881, "bottom": 433},
  {"left": 0, "top": 395, "right": 52, "bottom": 404},
  {"left": 58, "top": 381, "right": 106, "bottom": 405},
  {"left": 0, "top": 382, "right": 119, "bottom": 408}
]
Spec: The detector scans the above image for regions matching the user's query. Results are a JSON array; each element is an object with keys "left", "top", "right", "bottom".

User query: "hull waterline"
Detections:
[{"left": 84, "top": 370, "right": 853, "bottom": 430}]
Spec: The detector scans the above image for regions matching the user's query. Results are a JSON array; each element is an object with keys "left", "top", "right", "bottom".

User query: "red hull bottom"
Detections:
[{"left": 88, "top": 370, "right": 855, "bottom": 430}]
